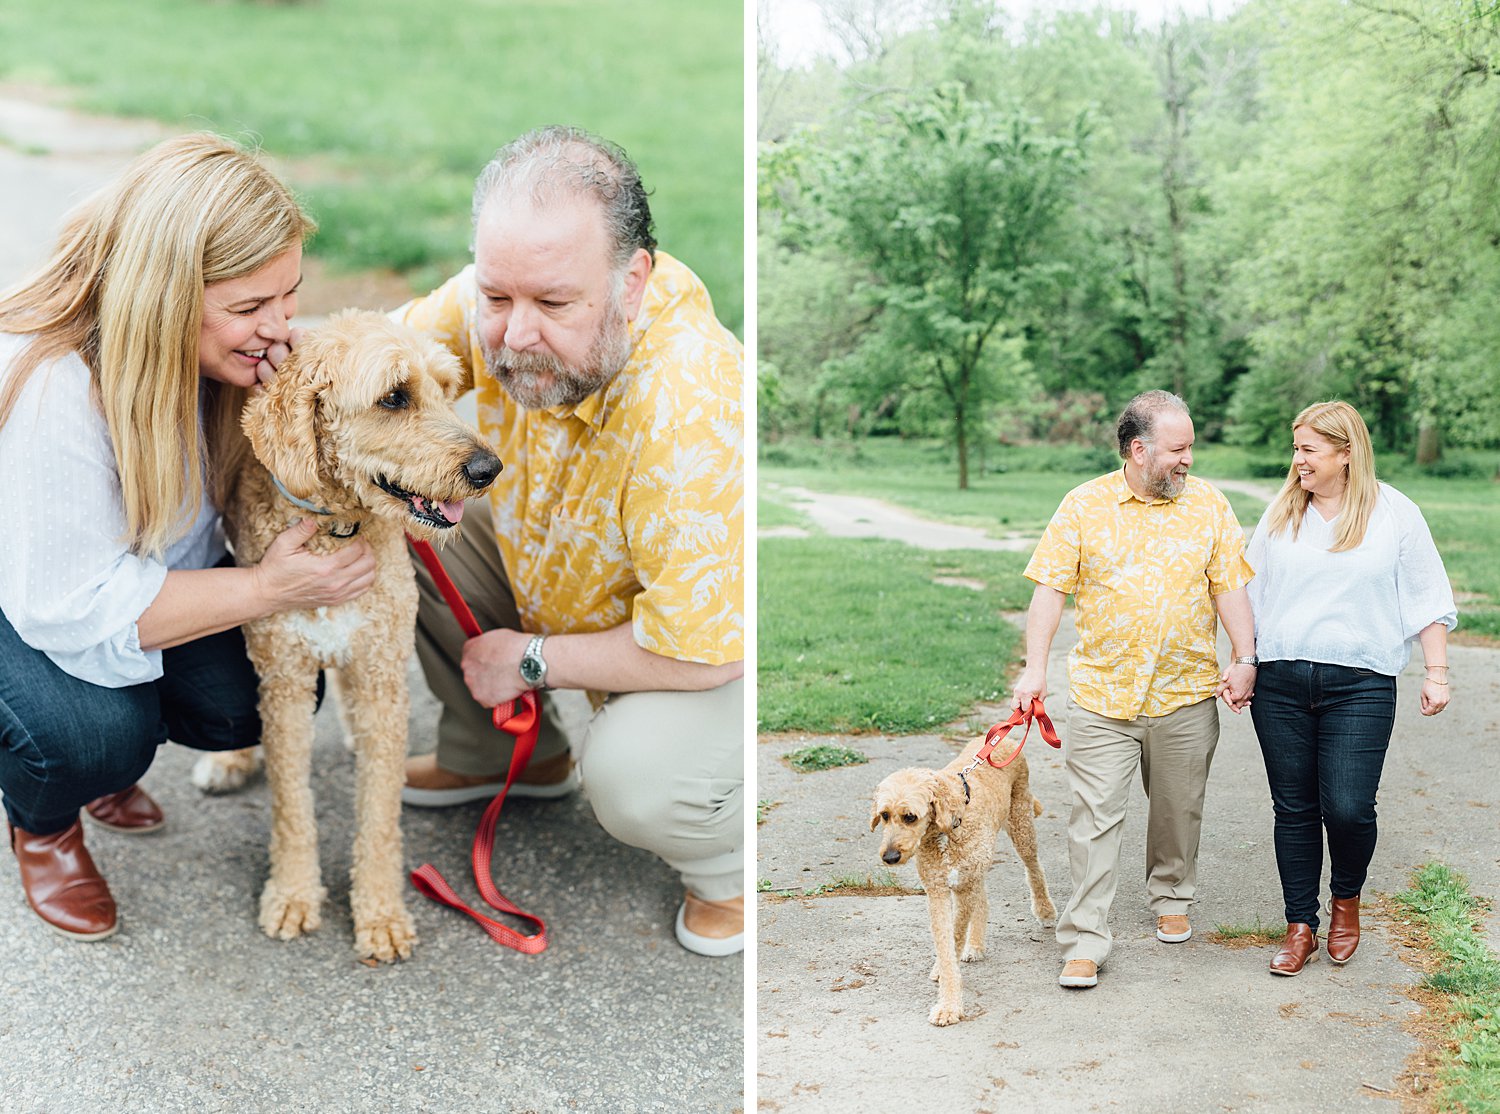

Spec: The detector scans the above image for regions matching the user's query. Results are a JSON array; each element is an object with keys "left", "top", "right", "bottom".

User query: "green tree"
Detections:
[{"left": 803, "top": 84, "right": 1086, "bottom": 486}]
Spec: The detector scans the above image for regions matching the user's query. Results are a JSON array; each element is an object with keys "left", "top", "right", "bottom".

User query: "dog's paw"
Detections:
[
  {"left": 355, "top": 910, "right": 418, "bottom": 963},
  {"left": 1034, "top": 897, "right": 1058, "bottom": 927},
  {"left": 960, "top": 944, "right": 986, "bottom": 963},
  {"left": 191, "top": 748, "right": 262, "bottom": 795},
  {"left": 259, "top": 883, "right": 326, "bottom": 940},
  {"left": 929, "top": 1002, "right": 963, "bottom": 1027}
]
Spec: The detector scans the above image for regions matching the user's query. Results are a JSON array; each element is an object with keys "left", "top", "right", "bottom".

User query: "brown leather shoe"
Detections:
[
  {"left": 1058, "top": 959, "right": 1099, "bottom": 988},
  {"left": 9, "top": 820, "right": 118, "bottom": 940},
  {"left": 401, "top": 750, "right": 578, "bottom": 807},
  {"left": 1327, "top": 895, "right": 1361, "bottom": 964},
  {"left": 1270, "top": 922, "right": 1319, "bottom": 976},
  {"left": 676, "top": 892, "right": 745, "bottom": 957},
  {"left": 85, "top": 784, "right": 165, "bottom": 834}
]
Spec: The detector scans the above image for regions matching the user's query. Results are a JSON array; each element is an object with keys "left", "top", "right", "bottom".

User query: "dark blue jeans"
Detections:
[
  {"left": 0, "top": 606, "right": 262, "bottom": 835},
  {"left": 1249, "top": 659, "right": 1397, "bottom": 932}
]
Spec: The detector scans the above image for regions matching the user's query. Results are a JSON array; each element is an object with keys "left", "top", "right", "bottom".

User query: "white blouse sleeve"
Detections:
[
  {"left": 0, "top": 352, "right": 169, "bottom": 688},
  {"left": 1384, "top": 485, "right": 1458, "bottom": 640}
]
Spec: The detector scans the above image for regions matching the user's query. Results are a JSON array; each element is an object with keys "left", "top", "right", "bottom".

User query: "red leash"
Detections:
[
  {"left": 976, "top": 699, "right": 1062, "bottom": 770},
  {"left": 406, "top": 536, "right": 548, "bottom": 954},
  {"left": 957, "top": 699, "right": 1062, "bottom": 803}
]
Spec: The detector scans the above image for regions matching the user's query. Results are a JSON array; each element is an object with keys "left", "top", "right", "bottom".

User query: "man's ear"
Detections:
[
  {"left": 621, "top": 247, "right": 653, "bottom": 321},
  {"left": 243, "top": 342, "right": 328, "bottom": 499}
]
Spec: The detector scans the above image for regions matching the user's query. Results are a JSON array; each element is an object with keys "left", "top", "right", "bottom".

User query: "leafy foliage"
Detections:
[{"left": 760, "top": 0, "right": 1500, "bottom": 457}]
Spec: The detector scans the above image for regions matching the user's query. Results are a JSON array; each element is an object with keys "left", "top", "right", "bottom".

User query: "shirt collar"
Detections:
[{"left": 541, "top": 329, "right": 644, "bottom": 430}]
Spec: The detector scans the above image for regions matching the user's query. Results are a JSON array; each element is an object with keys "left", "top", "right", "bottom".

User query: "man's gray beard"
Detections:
[
  {"left": 485, "top": 302, "right": 633, "bottom": 410},
  {"left": 1145, "top": 456, "right": 1188, "bottom": 499}
]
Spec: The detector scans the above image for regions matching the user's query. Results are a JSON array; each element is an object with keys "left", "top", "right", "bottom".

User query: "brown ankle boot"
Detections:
[
  {"left": 86, "top": 784, "right": 165, "bottom": 834},
  {"left": 1270, "top": 922, "right": 1319, "bottom": 976},
  {"left": 1327, "top": 895, "right": 1361, "bottom": 964},
  {"left": 9, "top": 820, "right": 118, "bottom": 940}
]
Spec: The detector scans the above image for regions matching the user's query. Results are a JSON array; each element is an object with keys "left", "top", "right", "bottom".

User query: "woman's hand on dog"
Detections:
[{"left": 252, "top": 518, "right": 378, "bottom": 611}]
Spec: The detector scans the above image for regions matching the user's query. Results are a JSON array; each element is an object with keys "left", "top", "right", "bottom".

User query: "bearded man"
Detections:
[
  {"left": 393, "top": 127, "right": 745, "bottom": 956},
  {"left": 1012, "top": 390, "right": 1256, "bottom": 988}
]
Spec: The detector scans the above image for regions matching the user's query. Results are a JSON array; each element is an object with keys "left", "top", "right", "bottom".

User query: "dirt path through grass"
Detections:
[{"left": 761, "top": 475, "right": 1280, "bottom": 547}]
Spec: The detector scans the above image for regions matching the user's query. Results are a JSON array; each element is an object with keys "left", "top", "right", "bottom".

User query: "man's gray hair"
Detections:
[
  {"left": 471, "top": 125, "right": 657, "bottom": 267},
  {"left": 1116, "top": 390, "right": 1190, "bottom": 458}
]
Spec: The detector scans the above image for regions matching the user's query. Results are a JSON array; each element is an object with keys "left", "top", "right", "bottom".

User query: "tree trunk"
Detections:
[
  {"left": 1161, "top": 33, "right": 1191, "bottom": 401},
  {"left": 1416, "top": 420, "right": 1441, "bottom": 465},
  {"left": 955, "top": 404, "right": 969, "bottom": 490}
]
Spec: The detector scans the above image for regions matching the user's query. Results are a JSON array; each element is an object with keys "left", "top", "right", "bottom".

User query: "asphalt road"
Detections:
[{"left": 758, "top": 614, "right": 1500, "bottom": 1112}]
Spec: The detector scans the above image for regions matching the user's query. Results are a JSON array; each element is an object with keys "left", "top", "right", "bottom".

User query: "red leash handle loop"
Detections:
[
  {"left": 978, "top": 699, "right": 1062, "bottom": 770},
  {"left": 407, "top": 536, "right": 548, "bottom": 954}
]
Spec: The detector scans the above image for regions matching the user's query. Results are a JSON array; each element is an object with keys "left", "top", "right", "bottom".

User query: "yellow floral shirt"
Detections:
[
  {"left": 1024, "top": 471, "right": 1252, "bottom": 720},
  {"left": 396, "top": 252, "right": 744, "bottom": 666}
]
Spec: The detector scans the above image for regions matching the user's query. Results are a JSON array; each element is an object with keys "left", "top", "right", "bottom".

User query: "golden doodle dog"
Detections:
[
  {"left": 871, "top": 738, "right": 1056, "bottom": 1025},
  {"left": 196, "top": 310, "right": 501, "bottom": 962}
]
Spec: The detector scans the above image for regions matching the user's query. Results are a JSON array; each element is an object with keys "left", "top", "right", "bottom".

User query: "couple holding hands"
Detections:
[{"left": 1012, "top": 390, "right": 1455, "bottom": 988}]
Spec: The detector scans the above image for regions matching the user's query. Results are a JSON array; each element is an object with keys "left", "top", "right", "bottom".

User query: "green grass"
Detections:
[
  {"left": 758, "top": 536, "right": 1029, "bottom": 733},
  {"left": 758, "top": 494, "right": 811, "bottom": 531},
  {"left": 1391, "top": 863, "right": 1500, "bottom": 1110},
  {"left": 759, "top": 871, "right": 916, "bottom": 899},
  {"left": 0, "top": 0, "right": 742, "bottom": 332},
  {"left": 782, "top": 743, "right": 868, "bottom": 772},
  {"left": 1210, "top": 916, "right": 1288, "bottom": 942}
]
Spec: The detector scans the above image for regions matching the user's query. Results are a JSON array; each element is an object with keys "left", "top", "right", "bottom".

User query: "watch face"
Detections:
[{"left": 520, "top": 655, "right": 544, "bottom": 685}]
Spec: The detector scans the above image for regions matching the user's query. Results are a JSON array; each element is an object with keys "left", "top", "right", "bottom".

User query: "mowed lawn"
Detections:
[{"left": 0, "top": 0, "right": 743, "bottom": 332}]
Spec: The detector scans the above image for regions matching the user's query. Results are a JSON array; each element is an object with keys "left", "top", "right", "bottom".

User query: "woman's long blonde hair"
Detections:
[
  {"left": 1259, "top": 400, "right": 1378, "bottom": 553},
  {"left": 0, "top": 133, "right": 314, "bottom": 558}
]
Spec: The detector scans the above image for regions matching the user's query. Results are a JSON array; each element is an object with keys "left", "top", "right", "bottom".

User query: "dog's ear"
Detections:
[
  {"left": 928, "top": 773, "right": 966, "bottom": 835},
  {"left": 869, "top": 798, "right": 883, "bottom": 832},
  {"left": 243, "top": 340, "right": 331, "bottom": 499},
  {"left": 425, "top": 346, "right": 465, "bottom": 403}
]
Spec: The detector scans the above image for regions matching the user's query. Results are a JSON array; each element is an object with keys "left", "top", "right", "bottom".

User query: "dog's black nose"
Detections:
[
  {"left": 463, "top": 449, "right": 502, "bottom": 490},
  {"left": 882, "top": 850, "right": 902, "bottom": 865}
]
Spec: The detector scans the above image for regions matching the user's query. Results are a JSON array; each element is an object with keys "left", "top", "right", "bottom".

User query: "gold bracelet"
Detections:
[
  {"left": 1425, "top": 678, "right": 1450, "bottom": 686},
  {"left": 1426, "top": 664, "right": 1449, "bottom": 670}
]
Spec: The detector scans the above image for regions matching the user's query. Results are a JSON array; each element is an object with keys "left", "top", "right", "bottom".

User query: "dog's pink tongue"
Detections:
[{"left": 439, "top": 500, "right": 465, "bottom": 524}]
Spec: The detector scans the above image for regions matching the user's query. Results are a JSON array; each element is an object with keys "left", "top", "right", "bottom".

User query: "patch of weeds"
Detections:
[
  {"left": 783, "top": 743, "right": 868, "bottom": 772},
  {"left": 1386, "top": 862, "right": 1500, "bottom": 1110},
  {"left": 757, "top": 799, "right": 781, "bottom": 825},
  {"left": 1206, "top": 915, "right": 1287, "bottom": 949},
  {"left": 761, "top": 872, "right": 920, "bottom": 900},
  {"left": 757, "top": 878, "right": 773, "bottom": 893}
]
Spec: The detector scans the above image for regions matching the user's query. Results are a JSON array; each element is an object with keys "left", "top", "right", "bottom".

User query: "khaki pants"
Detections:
[
  {"left": 411, "top": 501, "right": 744, "bottom": 902},
  {"left": 1055, "top": 697, "right": 1219, "bottom": 965}
]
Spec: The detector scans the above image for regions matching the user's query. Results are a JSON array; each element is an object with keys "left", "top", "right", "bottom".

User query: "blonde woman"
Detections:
[
  {"left": 1241, "top": 401, "right": 1455, "bottom": 976},
  {"left": 0, "top": 134, "right": 375, "bottom": 942}
]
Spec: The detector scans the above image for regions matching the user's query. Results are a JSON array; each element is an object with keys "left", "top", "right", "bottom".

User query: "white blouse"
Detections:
[
  {"left": 1246, "top": 483, "right": 1457, "bottom": 676},
  {"left": 0, "top": 333, "right": 225, "bottom": 688}
]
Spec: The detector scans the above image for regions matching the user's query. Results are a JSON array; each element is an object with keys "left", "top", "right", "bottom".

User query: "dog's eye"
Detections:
[
  {"left": 902, "top": 812, "right": 918, "bottom": 824},
  {"left": 377, "top": 388, "right": 409, "bottom": 411}
]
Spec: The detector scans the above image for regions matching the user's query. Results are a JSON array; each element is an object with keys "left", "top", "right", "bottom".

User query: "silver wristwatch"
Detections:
[
  {"left": 1233, "top": 655, "right": 1259, "bottom": 666},
  {"left": 519, "top": 634, "right": 549, "bottom": 689}
]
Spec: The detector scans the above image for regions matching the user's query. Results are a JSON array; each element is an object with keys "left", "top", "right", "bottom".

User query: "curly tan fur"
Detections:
[
  {"left": 870, "top": 738, "right": 1056, "bottom": 1026},
  {"left": 206, "top": 310, "right": 501, "bottom": 962}
]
